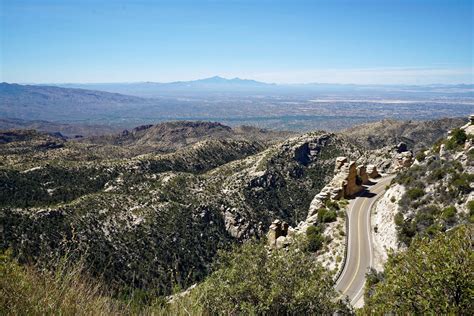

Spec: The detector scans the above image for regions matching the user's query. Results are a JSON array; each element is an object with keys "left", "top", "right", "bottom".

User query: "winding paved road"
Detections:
[{"left": 335, "top": 176, "right": 394, "bottom": 307}]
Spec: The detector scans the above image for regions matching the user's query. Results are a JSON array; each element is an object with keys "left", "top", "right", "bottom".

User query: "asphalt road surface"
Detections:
[{"left": 335, "top": 176, "right": 395, "bottom": 307}]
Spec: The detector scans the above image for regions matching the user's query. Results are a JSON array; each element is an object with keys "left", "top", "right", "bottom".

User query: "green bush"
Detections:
[
  {"left": 0, "top": 250, "right": 125, "bottom": 315},
  {"left": 318, "top": 208, "right": 337, "bottom": 223},
  {"left": 429, "top": 168, "right": 446, "bottom": 182},
  {"left": 451, "top": 173, "right": 474, "bottom": 195},
  {"left": 364, "top": 225, "right": 473, "bottom": 314},
  {"left": 192, "top": 240, "right": 350, "bottom": 314},
  {"left": 441, "top": 206, "right": 457, "bottom": 220},
  {"left": 415, "top": 150, "right": 426, "bottom": 162},
  {"left": 394, "top": 212, "right": 404, "bottom": 226},
  {"left": 406, "top": 188, "right": 425, "bottom": 200},
  {"left": 324, "top": 200, "right": 340, "bottom": 211},
  {"left": 468, "top": 200, "right": 474, "bottom": 213},
  {"left": 445, "top": 128, "right": 467, "bottom": 150},
  {"left": 306, "top": 225, "right": 324, "bottom": 252},
  {"left": 468, "top": 201, "right": 474, "bottom": 223}
]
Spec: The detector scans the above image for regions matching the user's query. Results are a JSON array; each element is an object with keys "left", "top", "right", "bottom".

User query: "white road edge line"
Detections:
[{"left": 334, "top": 198, "right": 356, "bottom": 288}]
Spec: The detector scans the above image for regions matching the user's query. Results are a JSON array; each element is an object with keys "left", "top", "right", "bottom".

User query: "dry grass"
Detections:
[
  {"left": 0, "top": 250, "right": 125, "bottom": 315},
  {"left": 0, "top": 250, "right": 205, "bottom": 315}
]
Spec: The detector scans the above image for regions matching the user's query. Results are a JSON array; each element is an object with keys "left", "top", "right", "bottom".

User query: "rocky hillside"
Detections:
[
  {"left": 0, "top": 123, "right": 359, "bottom": 295},
  {"left": 0, "top": 82, "right": 152, "bottom": 122},
  {"left": 342, "top": 117, "right": 467, "bottom": 151},
  {"left": 0, "top": 118, "right": 120, "bottom": 138},
  {"left": 371, "top": 118, "right": 473, "bottom": 269},
  {"left": 1, "top": 117, "right": 466, "bottom": 298},
  {"left": 82, "top": 121, "right": 293, "bottom": 154}
]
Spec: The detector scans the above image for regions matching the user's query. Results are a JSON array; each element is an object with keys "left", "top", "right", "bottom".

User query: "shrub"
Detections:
[
  {"left": 445, "top": 128, "right": 467, "bottom": 150},
  {"left": 468, "top": 200, "right": 474, "bottom": 214},
  {"left": 467, "top": 201, "right": 474, "bottom": 223},
  {"left": 441, "top": 206, "right": 457, "bottom": 220},
  {"left": 415, "top": 150, "right": 426, "bottom": 162},
  {"left": 429, "top": 168, "right": 446, "bottom": 182},
  {"left": 364, "top": 225, "right": 473, "bottom": 314},
  {"left": 306, "top": 225, "right": 324, "bottom": 252},
  {"left": 451, "top": 173, "right": 473, "bottom": 195},
  {"left": 394, "top": 212, "right": 404, "bottom": 226},
  {"left": 318, "top": 208, "right": 337, "bottom": 223},
  {"left": 192, "top": 240, "right": 350, "bottom": 314},
  {"left": 406, "top": 188, "right": 425, "bottom": 200},
  {"left": 325, "top": 200, "right": 340, "bottom": 211}
]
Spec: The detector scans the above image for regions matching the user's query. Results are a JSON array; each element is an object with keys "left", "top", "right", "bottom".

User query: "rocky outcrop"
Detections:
[
  {"left": 301, "top": 157, "right": 381, "bottom": 231},
  {"left": 366, "top": 165, "right": 380, "bottom": 178},
  {"left": 341, "top": 117, "right": 467, "bottom": 152},
  {"left": 332, "top": 158, "right": 363, "bottom": 198},
  {"left": 460, "top": 114, "right": 474, "bottom": 136},
  {"left": 394, "top": 151, "right": 414, "bottom": 171},
  {"left": 358, "top": 165, "right": 370, "bottom": 184},
  {"left": 267, "top": 219, "right": 289, "bottom": 248}
]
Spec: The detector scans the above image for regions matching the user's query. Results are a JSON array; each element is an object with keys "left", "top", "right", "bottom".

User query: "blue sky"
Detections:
[{"left": 1, "top": 0, "right": 472, "bottom": 84}]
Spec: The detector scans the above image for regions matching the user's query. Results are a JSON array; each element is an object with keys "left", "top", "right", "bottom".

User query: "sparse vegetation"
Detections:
[
  {"left": 364, "top": 225, "right": 473, "bottom": 314},
  {"left": 445, "top": 128, "right": 467, "bottom": 150},
  {"left": 191, "top": 240, "right": 351, "bottom": 315}
]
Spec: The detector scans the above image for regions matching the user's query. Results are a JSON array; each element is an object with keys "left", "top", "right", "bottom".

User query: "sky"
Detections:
[{"left": 1, "top": 0, "right": 472, "bottom": 84}]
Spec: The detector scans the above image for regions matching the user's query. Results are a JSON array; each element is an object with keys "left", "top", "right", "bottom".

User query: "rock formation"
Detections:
[
  {"left": 394, "top": 151, "right": 414, "bottom": 171},
  {"left": 300, "top": 156, "right": 381, "bottom": 233},
  {"left": 460, "top": 114, "right": 474, "bottom": 136},
  {"left": 366, "top": 164, "right": 380, "bottom": 178},
  {"left": 267, "top": 219, "right": 289, "bottom": 248},
  {"left": 357, "top": 165, "right": 370, "bottom": 184}
]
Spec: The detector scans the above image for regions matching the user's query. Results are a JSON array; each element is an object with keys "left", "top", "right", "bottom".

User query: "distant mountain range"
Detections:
[
  {"left": 51, "top": 76, "right": 275, "bottom": 97},
  {"left": 0, "top": 82, "right": 155, "bottom": 123},
  {"left": 41, "top": 76, "right": 474, "bottom": 97}
]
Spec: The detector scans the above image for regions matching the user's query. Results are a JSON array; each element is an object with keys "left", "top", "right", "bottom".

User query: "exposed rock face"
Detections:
[
  {"left": 335, "top": 156, "right": 348, "bottom": 171},
  {"left": 267, "top": 219, "right": 289, "bottom": 248},
  {"left": 293, "top": 134, "right": 332, "bottom": 166},
  {"left": 371, "top": 184, "right": 405, "bottom": 271},
  {"left": 394, "top": 151, "right": 414, "bottom": 171},
  {"left": 357, "top": 165, "right": 370, "bottom": 184},
  {"left": 302, "top": 157, "right": 376, "bottom": 230},
  {"left": 366, "top": 164, "right": 380, "bottom": 178},
  {"left": 341, "top": 117, "right": 467, "bottom": 152},
  {"left": 460, "top": 114, "right": 474, "bottom": 136},
  {"left": 224, "top": 210, "right": 249, "bottom": 239},
  {"left": 337, "top": 160, "right": 363, "bottom": 197}
]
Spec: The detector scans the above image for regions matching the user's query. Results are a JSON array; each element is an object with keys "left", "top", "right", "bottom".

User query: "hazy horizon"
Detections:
[{"left": 5, "top": 74, "right": 474, "bottom": 86}]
